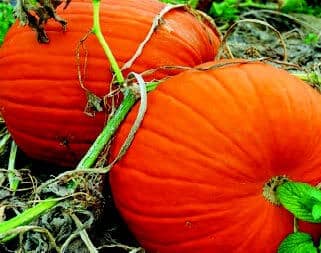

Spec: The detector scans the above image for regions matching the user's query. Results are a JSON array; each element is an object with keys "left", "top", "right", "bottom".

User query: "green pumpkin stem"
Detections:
[
  {"left": 91, "top": 0, "right": 125, "bottom": 85},
  {"left": 76, "top": 89, "right": 137, "bottom": 169}
]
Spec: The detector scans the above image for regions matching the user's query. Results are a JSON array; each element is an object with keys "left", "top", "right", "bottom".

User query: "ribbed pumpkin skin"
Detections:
[
  {"left": 109, "top": 61, "right": 321, "bottom": 252},
  {"left": 0, "top": 0, "right": 220, "bottom": 166}
]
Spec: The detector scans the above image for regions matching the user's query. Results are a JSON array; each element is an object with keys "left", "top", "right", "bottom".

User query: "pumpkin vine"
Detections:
[{"left": 91, "top": 0, "right": 124, "bottom": 85}]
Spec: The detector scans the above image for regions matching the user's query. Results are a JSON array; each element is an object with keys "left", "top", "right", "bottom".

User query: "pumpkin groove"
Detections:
[
  {"left": 109, "top": 60, "right": 321, "bottom": 252},
  {"left": 0, "top": 0, "right": 220, "bottom": 166}
]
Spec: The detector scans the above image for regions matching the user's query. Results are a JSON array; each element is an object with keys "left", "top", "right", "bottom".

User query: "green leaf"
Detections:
[
  {"left": 187, "top": 0, "right": 199, "bottom": 8},
  {"left": 0, "top": 2, "right": 15, "bottom": 46},
  {"left": 304, "top": 33, "right": 319, "bottom": 45},
  {"left": 211, "top": 2, "right": 224, "bottom": 16},
  {"left": 312, "top": 204, "right": 321, "bottom": 220},
  {"left": 281, "top": 0, "right": 307, "bottom": 12},
  {"left": 278, "top": 232, "right": 317, "bottom": 253},
  {"left": 209, "top": 0, "right": 239, "bottom": 22},
  {"left": 276, "top": 181, "right": 321, "bottom": 222}
]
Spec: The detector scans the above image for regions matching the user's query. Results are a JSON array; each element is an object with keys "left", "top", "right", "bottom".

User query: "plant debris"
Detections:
[
  {"left": 216, "top": 9, "right": 321, "bottom": 91},
  {"left": 14, "top": 0, "right": 71, "bottom": 43},
  {"left": 222, "top": 10, "right": 321, "bottom": 70}
]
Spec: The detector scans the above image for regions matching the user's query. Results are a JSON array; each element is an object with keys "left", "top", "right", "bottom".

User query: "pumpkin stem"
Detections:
[
  {"left": 91, "top": 0, "right": 125, "bottom": 85},
  {"left": 262, "top": 175, "right": 289, "bottom": 205},
  {"left": 76, "top": 89, "right": 137, "bottom": 169}
]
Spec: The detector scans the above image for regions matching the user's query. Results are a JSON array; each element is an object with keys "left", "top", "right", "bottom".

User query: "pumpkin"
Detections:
[
  {"left": 109, "top": 60, "right": 321, "bottom": 253},
  {"left": 0, "top": 0, "right": 220, "bottom": 166}
]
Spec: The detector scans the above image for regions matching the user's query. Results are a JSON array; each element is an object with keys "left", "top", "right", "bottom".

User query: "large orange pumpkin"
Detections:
[
  {"left": 109, "top": 60, "right": 321, "bottom": 252},
  {"left": 0, "top": 0, "right": 220, "bottom": 166}
]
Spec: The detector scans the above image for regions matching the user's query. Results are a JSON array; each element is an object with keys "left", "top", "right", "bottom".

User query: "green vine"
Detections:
[{"left": 91, "top": 0, "right": 124, "bottom": 85}]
